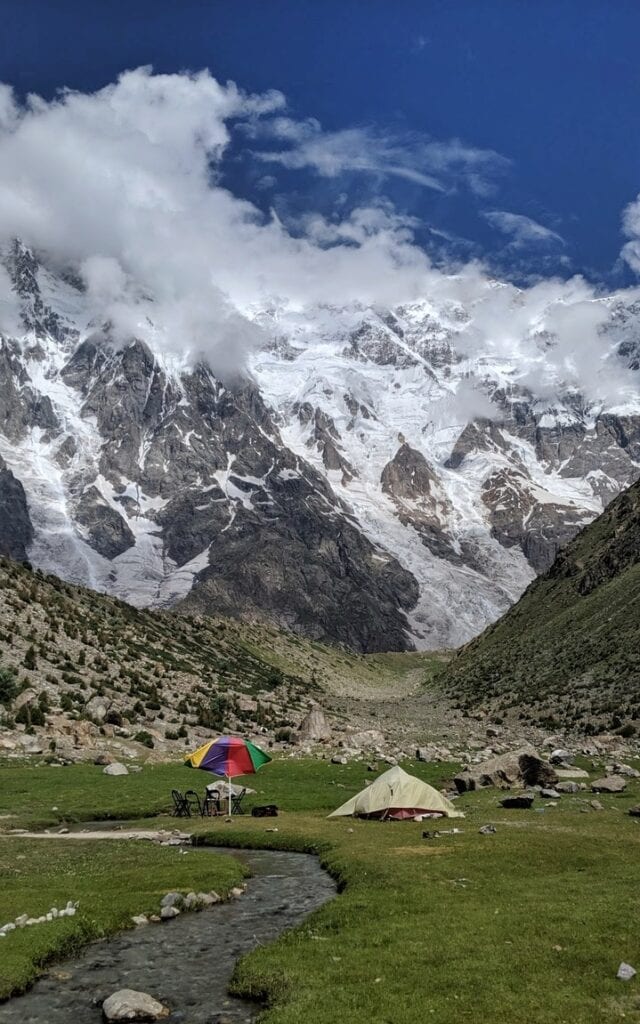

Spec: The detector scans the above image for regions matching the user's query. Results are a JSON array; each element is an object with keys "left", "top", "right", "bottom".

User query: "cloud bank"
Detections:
[{"left": 0, "top": 66, "right": 637, "bottom": 405}]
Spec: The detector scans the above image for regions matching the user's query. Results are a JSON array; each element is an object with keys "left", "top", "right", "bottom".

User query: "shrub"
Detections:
[
  {"left": 134, "top": 730, "right": 155, "bottom": 749},
  {"left": 0, "top": 667, "right": 19, "bottom": 706},
  {"left": 15, "top": 703, "right": 46, "bottom": 728},
  {"left": 617, "top": 723, "right": 637, "bottom": 738},
  {"left": 23, "top": 645, "right": 37, "bottom": 670}
]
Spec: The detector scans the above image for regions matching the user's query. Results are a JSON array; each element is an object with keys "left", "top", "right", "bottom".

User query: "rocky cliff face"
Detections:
[
  {"left": 0, "top": 241, "right": 638, "bottom": 650},
  {"left": 0, "top": 455, "right": 33, "bottom": 561}
]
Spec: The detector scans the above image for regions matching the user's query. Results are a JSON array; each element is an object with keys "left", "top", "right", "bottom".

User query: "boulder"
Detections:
[
  {"left": 591, "top": 776, "right": 627, "bottom": 794},
  {"left": 103, "top": 762, "right": 129, "bottom": 777},
  {"left": 628, "top": 805, "right": 640, "bottom": 818},
  {"left": 85, "top": 695, "right": 111, "bottom": 723},
  {"left": 345, "top": 729, "right": 385, "bottom": 750},
  {"left": 500, "top": 794, "right": 535, "bottom": 810},
  {"left": 102, "top": 989, "right": 169, "bottom": 1021},
  {"left": 453, "top": 746, "right": 557, "bottom": 793},
  {"left": 550, "top": 748, "right": 574, "bottom": 764},
  {"left": 416, "top": 747, "right": 431, "bottom": 762},
  {"left": 540, "top": 788, "right": 561, "bottom": 799},
  {"left": 556, "top": 781, "right": 581, "bottom": 794},
  {"left": 297, "top": 708, "right": 331, "bottom": 743},
  {"left": 94, "top": 753, "right": 113, "bottom": 766},
  {"left": 160, "top": 906, "right": 180, "bottom": 921},
  {"left": 612, "top": 763, "right": 640, "bottom": 778},
  {"left": 160, "top": 892, "right": 183, "bottom": 909}
]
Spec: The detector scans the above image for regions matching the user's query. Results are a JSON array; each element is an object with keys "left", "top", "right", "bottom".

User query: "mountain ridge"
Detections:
[{"left": 442, "top": 477, "right": 640, "bottom": 734}]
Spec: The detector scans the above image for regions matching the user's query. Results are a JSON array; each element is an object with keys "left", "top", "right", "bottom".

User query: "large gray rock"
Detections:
[
  {"left": 591, "top": 776, "right": 627, "bottom": 794},
  {"left": 102, "top": 989, "right": 169, "bottom": 1021},
  {"left": 297, "top": 708, "right": 332, "bottom": 743},
  {"left": 103, "top": 762, "right": 129, "bottom": 777},
  {"left": 85, "top": 695, "right": 111, "bottom": 723},
  {"left": 453, "top": 746, "right": 557, "bottom": 793}
]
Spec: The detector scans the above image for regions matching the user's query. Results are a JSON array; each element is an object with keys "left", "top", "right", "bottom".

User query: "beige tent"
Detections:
[{"left": 328, "top": 765, "right": 464, "bottom": 821}]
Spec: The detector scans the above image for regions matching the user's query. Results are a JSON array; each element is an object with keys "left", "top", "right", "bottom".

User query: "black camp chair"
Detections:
[
  {"left": 202, "top": 788, "right": 221, "bottom": 816},
  {"left": 171, "top": 789, "right": 191, "bottom": 817},
  {"left": 231, "top": 788, "right": 246, "bottom": 815},
  {"left": 184, "top": 789, "right": 203, "bottom": 816}
]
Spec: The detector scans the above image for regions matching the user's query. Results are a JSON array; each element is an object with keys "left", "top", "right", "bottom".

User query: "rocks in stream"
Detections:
[
  {"left": 160, "top": 906, "right": 180, "bottom": 921},
  {"left": 102, "top": 989, "right": 169, "bottom": 1021},
  {"left": 155, "top": 890, "right": 224, "bottom": 923}
]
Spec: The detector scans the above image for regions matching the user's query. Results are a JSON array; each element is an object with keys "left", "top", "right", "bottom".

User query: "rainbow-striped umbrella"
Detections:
[{"left": 184, "top": 736, "right": 272, "bottom": 815}]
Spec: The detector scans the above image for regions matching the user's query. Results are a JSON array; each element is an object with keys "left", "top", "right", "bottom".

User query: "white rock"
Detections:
[
  {"left": 131, "top": 915, "right": 149, "bottom": 927},
  {"left": 102, "top": 988, "right": 169, "bottom": 1021},
  {"left": 617, "top": 962, "right": 636, "bottom": 981},
  {"left": 103, "top": 763, "right": 129, "bottom": 777},
  {"left": 160, "top": 906, "right": 180, "bottom": 921}
]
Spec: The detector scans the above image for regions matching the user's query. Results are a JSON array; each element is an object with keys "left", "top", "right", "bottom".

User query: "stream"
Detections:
[{"left": 0, "top": 846, "right": 336, "bottom": 1024}]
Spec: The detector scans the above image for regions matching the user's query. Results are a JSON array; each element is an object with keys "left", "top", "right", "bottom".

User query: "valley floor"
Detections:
[{"left": 1, "top": 758, "right": 640, "bottom": 1023}]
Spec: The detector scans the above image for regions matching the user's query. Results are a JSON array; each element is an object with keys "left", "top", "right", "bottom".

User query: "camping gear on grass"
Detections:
[
  {"left": 251, "top": 804, "right": 279, "bottom": 818},
  {"left": 328, "top": 765, "right": 464, "bottom": 821},
  {"left": 185, "top": 736, "right": 272, "bottom": 816}
]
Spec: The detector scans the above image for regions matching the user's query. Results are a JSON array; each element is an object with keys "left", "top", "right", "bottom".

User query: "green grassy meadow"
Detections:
[{"left": 1, "top": 757, "right": 640, "bottom": 1022}]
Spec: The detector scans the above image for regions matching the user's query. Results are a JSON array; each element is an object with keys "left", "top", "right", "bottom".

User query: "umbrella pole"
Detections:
[{"left": 227, "top": 774, "right": 232, "bottom": 817}]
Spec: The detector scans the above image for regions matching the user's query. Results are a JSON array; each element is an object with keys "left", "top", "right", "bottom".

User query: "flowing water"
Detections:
[{"left": 0, "top": 847, "right": 336, "bottom": 1024}]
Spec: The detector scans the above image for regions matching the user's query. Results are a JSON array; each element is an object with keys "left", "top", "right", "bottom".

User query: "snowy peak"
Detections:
[{"left": 0, "top": 243, "right": 639, "bottom": 651}]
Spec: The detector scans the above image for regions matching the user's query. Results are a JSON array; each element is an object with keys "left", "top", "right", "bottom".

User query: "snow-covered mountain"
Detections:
[{"left": 1, "top": 240, "right": 639, "bottom": 651}]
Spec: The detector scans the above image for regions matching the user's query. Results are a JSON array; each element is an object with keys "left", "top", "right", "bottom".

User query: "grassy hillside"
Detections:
[
  {"left": 0, "top": 558, "right": 429, "bottom": 757},
  {"left": 443, "top": 479, "right": 640, "bottom": 734}
]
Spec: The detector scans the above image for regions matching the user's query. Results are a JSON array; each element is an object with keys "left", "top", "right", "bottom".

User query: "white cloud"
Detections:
[
  {"left": 253, "top": 119, "right": 509, "bottom": 195},
  {"left": 621, "top": 193, "right": 640, "bottom": 272},
  {"left": 0, "top": 66, "right": 636, "bottom": 408},
  {"left": 483, "top": 210, "right": 565, "bottom": 247}
]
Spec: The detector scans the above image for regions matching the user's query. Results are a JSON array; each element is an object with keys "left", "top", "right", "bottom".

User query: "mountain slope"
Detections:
[
  {"left": 443, "top": 478, "right": 640, "bottom": 733},
  {"left": 0, "top": 556, "right": 429, "bottom": 761}
]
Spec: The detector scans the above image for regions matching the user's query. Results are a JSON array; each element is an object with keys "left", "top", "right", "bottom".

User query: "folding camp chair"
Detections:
[
  {"left": 171, "top": 789, "right": 191, "bottom": 817},
  {"left": 184, "top": 789, "right": 203, "bottom": 816},
  {"left": 202, "top": 788, "right": 221, "bottom": 816},
  {"left": 231, "top": 787, "right": 246, "bottom": 815}
]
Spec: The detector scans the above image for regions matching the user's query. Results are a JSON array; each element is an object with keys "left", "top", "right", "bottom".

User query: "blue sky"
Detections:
[{"left": 3, "top": 0, "right": 640, "bottom": 288}]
